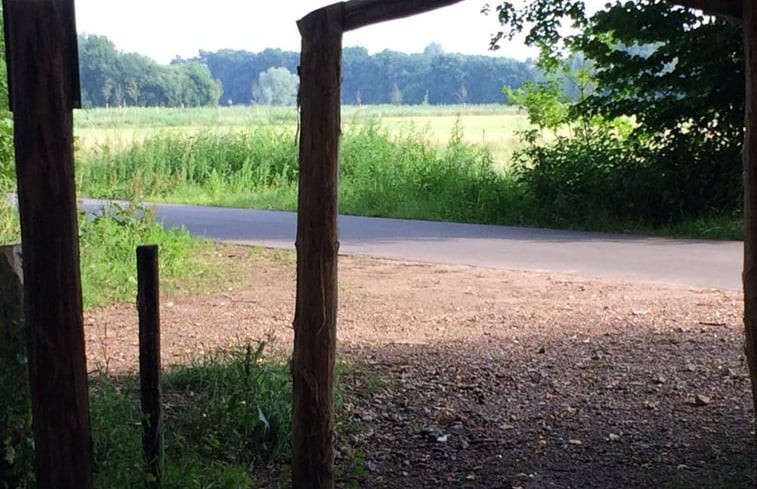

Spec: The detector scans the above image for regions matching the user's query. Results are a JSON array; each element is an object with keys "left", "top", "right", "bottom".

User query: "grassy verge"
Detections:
[
  {"left": 0, "top": 196, "right": 377, "bottom": 488},
  {"left": 0, "top": 197, "right": 301, "bottom": 488},
  {"left": 0, "top": 198, "right": 213, "bottom": 308},
  {"left": 87, "top": 350, "right": 387, "bottom": 489},
  {"left": 76, "top": 122, "right": 534, "bottom": 227},
  {"left": 5, "top": 340, "right": 376, "bottom": 489},
  {"left": 76, "top": 117, "right": 742, "bottom": 239},
  {"left": 78, "top": 202, "right": 205, "bottom": 308},
  {"left": 2, "top": 343, "right": 294, "bottom": 489}
]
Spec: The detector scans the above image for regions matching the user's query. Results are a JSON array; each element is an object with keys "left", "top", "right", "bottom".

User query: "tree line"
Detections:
[
  {"left": 78, "top": 34, "right": 222, "bottom": 108},
  {"left": 192, "top": 43, "right": 535, "bottom": 105},
  {"left": 77, "top": 34, "right": 537, "bottom": 108}
]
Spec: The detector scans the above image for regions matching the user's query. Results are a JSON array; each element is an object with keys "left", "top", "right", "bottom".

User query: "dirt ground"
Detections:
[{"left": 85, "top": 245, "right": 755, "bottom": 488}]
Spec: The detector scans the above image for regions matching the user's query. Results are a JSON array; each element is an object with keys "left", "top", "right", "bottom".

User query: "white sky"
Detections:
[{"left": 73, "top": 0, "right": 545, "bottom": 63}]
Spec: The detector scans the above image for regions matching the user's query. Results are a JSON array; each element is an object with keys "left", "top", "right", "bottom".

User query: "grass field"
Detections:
[
  {"left": 71, "top": 104, "right": 742, "bottom": 239},
  {"left": 74, "top": 104, "right": 535, "bottom": 228},
  {"left": 74, "top": 104, "right": 528, "bottom": 166}
]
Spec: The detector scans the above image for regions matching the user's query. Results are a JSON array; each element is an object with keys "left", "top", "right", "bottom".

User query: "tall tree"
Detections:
[
  {"left": 78, "top": 34, "right": 119, "bottom": 106},
  {"left": 78, "top": 34, "right": 221, "bottom": 107},
  {"left": 508, "top": 1, "right": 742, "bottom": 224},
  {"left": 251, "top": 66, "right": 299, "bottom": 105}
]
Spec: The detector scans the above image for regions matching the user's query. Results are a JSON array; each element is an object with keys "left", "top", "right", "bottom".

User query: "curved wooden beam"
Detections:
[{"left": 343, "top": 0, "right": 463, "bottom": 31}]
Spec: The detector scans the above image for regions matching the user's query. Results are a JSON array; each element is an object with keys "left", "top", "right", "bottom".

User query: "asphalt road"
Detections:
[{"left": 82, "top": 200, "right": 743, "bottom": 290}]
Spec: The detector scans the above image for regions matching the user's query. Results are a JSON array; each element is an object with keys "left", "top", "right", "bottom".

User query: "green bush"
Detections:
[
  {"left": 78, "top": 202, "right": 197, "bottom": 309},
  {"left": 514, "top": 119, "right": 742, "bottom": 229}
]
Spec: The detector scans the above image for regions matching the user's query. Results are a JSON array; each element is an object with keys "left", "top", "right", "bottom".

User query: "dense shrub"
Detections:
[{"left": 514, "top": 119, "right": 742, "bottom": 229}]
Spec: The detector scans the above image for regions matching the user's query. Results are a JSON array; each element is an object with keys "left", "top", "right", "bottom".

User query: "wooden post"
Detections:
[
  {"left": 0, "top": 245, "right": 23, "bottom": 482},
  {"left": 292, "top": 3, "right": 463, "bottom": 488},
  {"left": 3, "top": 1, "right": 93, "bottom": 488},
  {"left": 137, "top": 244, "right": 163, "bottom": 486},
  {"left": 293, "top": 5, "right": 344, "bottom": 489},
  {"left": 743, "top": 0, "right": 757, "bottom": 424}
]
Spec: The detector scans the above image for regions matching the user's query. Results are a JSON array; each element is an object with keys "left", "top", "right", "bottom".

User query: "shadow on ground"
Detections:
[{"left": 338, "top": 327, "right": 756, "bottom": 489}]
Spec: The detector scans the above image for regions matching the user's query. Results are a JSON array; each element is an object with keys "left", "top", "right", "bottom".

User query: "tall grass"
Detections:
[
  {"left": 89, "top": 345, "right": 291, "bottom": 489},
  {"left": 75, "top": 105, "right": 525, "bottom": 165},
  {"left": 74, "top": 105, "right": 300, "bottom": 129},
  {"left": 77, "top": 122, "right": 532, "bottom": 225},
  {"left": 340, "top": 122, "right": 530, "bottom": 223},
  {"left": 73, "top": 105, "right": 743, "bottom": 239},
  {"left": 4, "top": 344, "right": 293, "bottom": 489},
  {"left": 79, "top": 203, "right": 201, "bottom": 308},
  {"left": 0, "top": 198, "right": 19, "bottom": 245},
  {"left": 0, "top": 198, "right": 247, "bottom": 488},
  {"left": 77, "top": 127, "right": 299, "bottom": 208},
  {"left": 0, "top": 197, "right": 200, "bottom": 309}
]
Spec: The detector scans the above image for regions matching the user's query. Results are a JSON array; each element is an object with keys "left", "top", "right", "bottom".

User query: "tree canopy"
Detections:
[
  {"left": 192, "top": 45, "right": 535, "bottom": 105},
  {"left": 78, "top": 34, "right": 222, "bottom": 108},
  {"left": 496, "top": 0, "right": 743, "bottom": 225},
  {"left": 252, "top": 67, "right": 299, "bottom": 105}
]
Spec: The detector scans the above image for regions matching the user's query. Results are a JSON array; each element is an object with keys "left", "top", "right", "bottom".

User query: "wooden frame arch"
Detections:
[
  {"left": 2, "top": 1, "right": 754, "bottom": 488},
  {"left": 291, "top": 2, "right": 757, "bottom": 488}
]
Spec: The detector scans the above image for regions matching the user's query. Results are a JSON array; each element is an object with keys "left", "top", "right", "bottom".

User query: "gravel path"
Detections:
[{"left": 84, "top": 245, "right": 755, "bottom": 488}]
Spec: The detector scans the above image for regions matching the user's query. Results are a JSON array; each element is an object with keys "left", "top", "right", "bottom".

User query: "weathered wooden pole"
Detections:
[
  {"left": 137, "top": 244, "right": 163, "bottom": 486},
  {"left": 0, "top": 245, "right": 22, "bottom": 343},
  {"left": 3, "top": 1, "right": 93, "bottom": 488},
  {"left": 292, "top": 2, "right": 462, "bottom": 488},
  {"left": 742, "top": 0, "right": 757, "bottom": 423},
  {"left": 293, "top": 5, "right": 344, "bottom": 488},
  {"left": 0, "top": 245, "right": 23, "bottom": 483}
]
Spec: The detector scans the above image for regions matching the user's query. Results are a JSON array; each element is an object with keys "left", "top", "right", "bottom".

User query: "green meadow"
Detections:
[
  {"left": 74, "top": 104, "right": 534, "bottom": 226},
  {"left": 72, "top": 104, "right": 740, "bottom": 239},
  {"left": 74, "top": 104, "right": 527, "bottom": 166}
]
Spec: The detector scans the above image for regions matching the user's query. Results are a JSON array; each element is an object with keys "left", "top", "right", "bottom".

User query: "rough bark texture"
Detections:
[
  {"left": 743, "top": 0, "right": 757, "bottom": 424},
  {"left": 343, "top": 0, "right": 463, "bottom": 31},
  {"left": 0, "top": 245, "right": 22, "bottom": 350},
  {"left": 5, "top": 1, "right": 93, "bottom": 487},
  {"left": 0, "top": 245, "right": 23, "bottom": 483},
  {"left": 137, "top": 245, "right": 163, "bottom": 487},
  {"left": 293, "top": 5, "right": 343, "bottom": 489}
]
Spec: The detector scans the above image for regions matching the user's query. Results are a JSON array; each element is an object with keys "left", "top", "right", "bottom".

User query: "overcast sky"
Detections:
[{"left": 73, "top": 0, "right": 557, "bottom": 63}]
